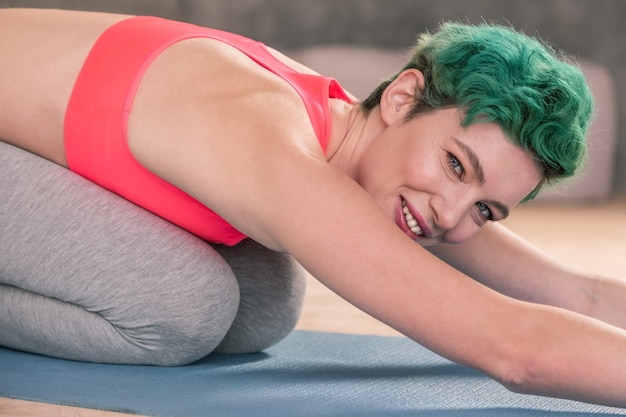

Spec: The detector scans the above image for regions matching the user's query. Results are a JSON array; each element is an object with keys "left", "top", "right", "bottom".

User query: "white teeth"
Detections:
[{"left": 402, "top": 200, "right": 423, "bottom": 236}]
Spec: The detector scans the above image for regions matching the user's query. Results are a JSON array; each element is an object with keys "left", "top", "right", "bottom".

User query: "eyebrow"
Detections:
[
  {"left": 453, "top": 138, "right": 485, "bottom": 185},
  {"left": 452, "top": 138, "right": 510, "bottom": 219}
]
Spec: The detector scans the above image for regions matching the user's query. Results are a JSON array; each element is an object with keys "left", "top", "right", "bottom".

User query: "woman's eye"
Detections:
[
  {"left": 448, "top": 153, "right": 463, "bottom": 177},
  {"left": 476, "top": 202, "right": 493, "bottom": 221}
]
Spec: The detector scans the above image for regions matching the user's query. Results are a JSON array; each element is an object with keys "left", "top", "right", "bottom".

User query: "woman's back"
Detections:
[
  {"left": 0, "top": 8, "right": 328, "bottom": 171},
  {"left": 0, "top": 9, "right": 126, "bottom": 165}
]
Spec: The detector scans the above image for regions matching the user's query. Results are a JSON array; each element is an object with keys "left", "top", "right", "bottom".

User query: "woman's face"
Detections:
[{"left": 355, "top": 107, "right": 543, "bottom": 246}]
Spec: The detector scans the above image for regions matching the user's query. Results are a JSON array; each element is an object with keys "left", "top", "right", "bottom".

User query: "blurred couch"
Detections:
[{"left": 1, "top": 0, "right": 622, "bottom": 202}]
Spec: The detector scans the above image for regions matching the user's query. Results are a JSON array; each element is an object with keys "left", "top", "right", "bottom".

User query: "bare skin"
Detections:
[{"left": 1, "top": 8, "right": 626, "bottom": 407}]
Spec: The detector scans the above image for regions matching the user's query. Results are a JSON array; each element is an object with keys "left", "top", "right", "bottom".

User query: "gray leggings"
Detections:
[{"left": 0, "top": 142, "right": 306, "bottom": 366}]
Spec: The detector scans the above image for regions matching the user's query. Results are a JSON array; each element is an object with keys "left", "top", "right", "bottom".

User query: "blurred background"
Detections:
[{"left": 1, "top": 0, "right": 624, "bottom": 202}]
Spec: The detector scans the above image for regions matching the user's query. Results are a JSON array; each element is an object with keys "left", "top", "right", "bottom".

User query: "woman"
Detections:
[{"left": 0, "top": 8, "right": 625, "bottom": 407}]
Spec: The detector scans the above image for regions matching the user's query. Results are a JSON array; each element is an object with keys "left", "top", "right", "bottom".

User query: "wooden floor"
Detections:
[{"left": 1, "top": 198, "right": 625, "bottom": 417}]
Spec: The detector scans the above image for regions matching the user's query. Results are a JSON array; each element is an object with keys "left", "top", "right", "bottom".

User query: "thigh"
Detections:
[{"left": 0, "top": 142, "right": 240, "bottom": 364}]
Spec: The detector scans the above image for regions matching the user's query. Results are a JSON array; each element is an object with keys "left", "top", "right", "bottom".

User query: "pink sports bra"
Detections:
[{"left": 64, "top": 16, "right": 352, "bottom": 245}]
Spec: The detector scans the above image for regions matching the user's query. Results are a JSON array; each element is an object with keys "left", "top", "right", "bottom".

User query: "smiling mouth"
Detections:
[{"left": 401, "top": 199, "right": 424, "bottom": 236}]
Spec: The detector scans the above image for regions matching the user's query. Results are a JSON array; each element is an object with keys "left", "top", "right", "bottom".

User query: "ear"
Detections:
[{"left": 379, "top": 69, "right": 425, "bottom": 126}]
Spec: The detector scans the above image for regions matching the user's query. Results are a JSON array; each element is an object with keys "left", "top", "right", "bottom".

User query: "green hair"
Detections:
[{"left": 361, "top": 22, "right": 593, "bottom": 201}]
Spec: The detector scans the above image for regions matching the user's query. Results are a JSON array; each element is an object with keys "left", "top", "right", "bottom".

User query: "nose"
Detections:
[{"left": 430, "top": 193, "right": 470, "bottom": 232}]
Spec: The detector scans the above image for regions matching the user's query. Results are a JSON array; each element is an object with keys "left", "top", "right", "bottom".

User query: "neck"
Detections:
[{"left": 326, "top": 102, "right": 382, "bottom": 180}]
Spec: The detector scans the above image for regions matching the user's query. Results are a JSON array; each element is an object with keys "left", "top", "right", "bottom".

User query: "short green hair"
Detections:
[{"left": 361, "top": 22, "right": 593, "bottom": 201}]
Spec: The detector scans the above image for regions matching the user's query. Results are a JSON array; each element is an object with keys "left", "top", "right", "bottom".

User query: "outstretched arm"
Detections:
[
  {"left": 159, "top": 132, "right": 626, "bottom": 406},
  {"left": 126, "top": 51, "right": 626, "bottom": 406},
  {"left": 268, "top": 161, "right": 626, "bottom": 406},
  {"left": 427, "top": 221, "right": 626, "bottom": 330}
]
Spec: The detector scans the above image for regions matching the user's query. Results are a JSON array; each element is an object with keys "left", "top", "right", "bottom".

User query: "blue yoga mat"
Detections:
[{"left": 0, "top": 331, "right": 624, "bottom": 417}]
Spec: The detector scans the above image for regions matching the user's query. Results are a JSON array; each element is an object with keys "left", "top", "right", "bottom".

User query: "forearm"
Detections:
[
  {"left": 428, "top": 222, "right": 626, "bottom": 332},
  {"left": 585, "top": 274, "right": 626, "bottom": 329},
  {"left": 427, "top": 222, "right": 593, "bottom": 314}
]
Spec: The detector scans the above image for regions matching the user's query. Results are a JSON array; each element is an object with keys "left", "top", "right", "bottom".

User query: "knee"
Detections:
[
  {"left": 123, "top": 256, "right": 242, "bottom": 366},
  {"left": 138, "top": 291, "right": 241, "bottom": 366},
  {"left": 212, "top": 240, "right": 307, "bottom": 354}
]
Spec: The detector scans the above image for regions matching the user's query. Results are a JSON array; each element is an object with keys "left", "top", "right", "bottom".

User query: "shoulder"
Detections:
[
  {"left": 127, "top": 36, "right": 331, "bottom": 237},
  {"left": 130, "top": 35, "right": 326, "bottom": 156}
]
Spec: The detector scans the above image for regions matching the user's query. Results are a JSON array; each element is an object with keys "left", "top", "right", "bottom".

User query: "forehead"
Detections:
[
  {"left": 413, "top": 108, "right": 542, "bottom": 203},
  {"left": 457, "top": 119, "right": 543, "bottom": 204}
]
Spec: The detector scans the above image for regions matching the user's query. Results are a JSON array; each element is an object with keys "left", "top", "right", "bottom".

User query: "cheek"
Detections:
[{"left": 404, "top": 152, "right": 443, "bottom": 190}]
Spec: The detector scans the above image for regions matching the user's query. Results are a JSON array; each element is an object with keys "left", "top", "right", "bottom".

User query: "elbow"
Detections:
[
  {"left": 479, "top": 308, "right": 563, "bottom": 396},
  {"left": 489, "top": 345, "right": 551, "bottom": 397},
  {"left": 495, "top": 361, "right": 536, "bottom": 395}
]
